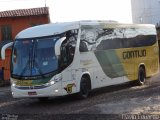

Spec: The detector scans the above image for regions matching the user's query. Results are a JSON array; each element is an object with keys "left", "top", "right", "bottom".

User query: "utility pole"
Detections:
[{"left": 45, "top": 0, "right": 46, "bottom": 7}]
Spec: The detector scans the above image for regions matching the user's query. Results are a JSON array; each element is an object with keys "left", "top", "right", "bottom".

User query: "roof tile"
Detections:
[{"left": 0, "top": 7, "right": 49, "bottom": 18}]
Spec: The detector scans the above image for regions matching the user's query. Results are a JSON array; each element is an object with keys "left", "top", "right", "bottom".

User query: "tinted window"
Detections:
[
  {"left": 1, "top": 25, "right": 12, "bottom": 40},
  {"left": 79, "top": 29, "right": 97, "bottom": 52},
  {"left": 96, "top": 35, "right": 156, "bottom": 50}
]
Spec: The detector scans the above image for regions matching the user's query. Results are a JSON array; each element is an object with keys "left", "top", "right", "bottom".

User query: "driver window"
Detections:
[{"left": 60, "top": 29, "right": 78, "bottom": 69}]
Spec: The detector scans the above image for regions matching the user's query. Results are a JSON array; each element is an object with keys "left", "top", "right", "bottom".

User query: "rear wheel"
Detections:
[
  {"left": 137, "top": 66, "right": 146, "bottom": 85},
  {"left": 78, "top": 77, "right": 91, "bottom": 99}
]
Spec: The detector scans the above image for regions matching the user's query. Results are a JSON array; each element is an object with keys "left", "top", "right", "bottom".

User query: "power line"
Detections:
[{"left": 0, "top": 0, "right": 44, "bottom": 2}]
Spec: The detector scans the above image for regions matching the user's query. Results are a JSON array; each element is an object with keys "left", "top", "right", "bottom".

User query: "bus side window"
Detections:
[{"left": 79, "top": 29, "right": 97, "bottom": 52}]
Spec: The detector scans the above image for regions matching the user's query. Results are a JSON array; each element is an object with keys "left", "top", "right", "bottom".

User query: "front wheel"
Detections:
[
  {"left": 78, "top": 77, "right": 91, "bottom": 99},
  {"left": 137, "top": 66, "right": 146, "bottom": 85}
]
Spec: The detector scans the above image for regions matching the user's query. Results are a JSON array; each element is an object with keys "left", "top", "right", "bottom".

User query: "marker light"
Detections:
[{"left": 55, "top": 90, "right": 59, "bottom": 93}]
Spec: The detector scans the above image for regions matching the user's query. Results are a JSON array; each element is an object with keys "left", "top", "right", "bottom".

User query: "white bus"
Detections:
[{"left": 1, "top": 21, "right": 159, "bottom": 99}]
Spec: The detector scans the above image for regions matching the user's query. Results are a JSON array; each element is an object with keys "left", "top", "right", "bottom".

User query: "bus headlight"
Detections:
[
  {"left": 54, "top": 74, "right": 62, "bottom": 82},
  {"left": 44, "top": 74, "right": 62, "bottom": 87},
  {"left": 11, "top": 79, "right": 16, "bottom": 87},
  {"left": 44, "top": 80, "right": 55, "bottom": 86},
  {"left": 50, "top": 81, "right": 55, "bottom": 85},
  {"left": 12, "top": 83, "right": 16, "bottom": 87}
]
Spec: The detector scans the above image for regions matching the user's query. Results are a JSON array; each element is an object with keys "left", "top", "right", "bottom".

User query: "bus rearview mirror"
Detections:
[
  {"left": 55, "top": 37, "right": 66, "bottom": 56},
  {"left": 1, "top": 42, "right": 13, "bottom": 60}
]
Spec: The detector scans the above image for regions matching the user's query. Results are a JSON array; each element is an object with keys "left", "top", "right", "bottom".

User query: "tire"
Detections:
[
  {"left": 137, "top": 66, "right": 146, "bottom": 85},
  {"left": 78, "top": 77, "right": 91, "bottom": 99}
]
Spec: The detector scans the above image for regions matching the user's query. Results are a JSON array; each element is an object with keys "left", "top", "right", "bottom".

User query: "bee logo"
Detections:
[{"left": 64, "top": 83, "right": 76, "bottom": 94}]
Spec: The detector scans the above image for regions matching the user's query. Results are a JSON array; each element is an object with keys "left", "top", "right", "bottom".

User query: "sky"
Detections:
[{"left": 0, "top": 0, "right": 132, "bottom": 23}]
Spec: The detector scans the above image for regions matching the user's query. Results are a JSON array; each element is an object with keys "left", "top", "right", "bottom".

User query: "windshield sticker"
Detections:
[
  {"left": 43, "top": 61, "right": 48, "bottom": 66},
  {"left": 23, "top": 40, "right": 30, "bottom": 44}
]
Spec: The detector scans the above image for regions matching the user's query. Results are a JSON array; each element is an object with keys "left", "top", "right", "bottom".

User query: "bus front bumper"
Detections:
[{"left": 11, "top": 82, "right": 63, "bottom": 98}]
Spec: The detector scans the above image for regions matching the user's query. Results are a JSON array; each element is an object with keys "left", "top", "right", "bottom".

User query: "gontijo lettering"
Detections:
[{"left": 123, "top": 50, "right": 146, "bottom": 60}]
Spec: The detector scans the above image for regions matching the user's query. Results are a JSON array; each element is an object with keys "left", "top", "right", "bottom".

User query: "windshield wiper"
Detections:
[
  {"left": 32, "top": 40, "right": 45, "bottom": 78},
  {"left": 33, "top": 60, "right": 45, "bottom": 78},
  {"left": 19, "top": 48, "right": 32, "bottom": 79}
]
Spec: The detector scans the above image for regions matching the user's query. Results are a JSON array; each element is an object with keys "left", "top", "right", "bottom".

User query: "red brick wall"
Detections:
[
  {"left": 0, "top": 15, "right": 49, "bottom": 41},
  {"left": 2, "top": 49, "right": 11, "bottom": 80}
]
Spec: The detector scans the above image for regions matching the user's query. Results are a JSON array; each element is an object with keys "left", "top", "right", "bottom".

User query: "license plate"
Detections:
[{"left": 28, "top": 91, "right": 37, "bottom": 96}]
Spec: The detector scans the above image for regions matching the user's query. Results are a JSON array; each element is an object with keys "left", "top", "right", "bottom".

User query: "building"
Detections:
[
  {"left": 0, "top": 7, "right": 50, "bottom": 81},
  {"left": 0, "top": 7, "right": 50, "bottom": 41},
  {"left": 131, "top": 0, "right": 160, "bottom": 26}
]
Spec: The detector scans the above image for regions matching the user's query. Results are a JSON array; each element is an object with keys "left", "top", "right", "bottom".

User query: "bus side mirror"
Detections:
[
  {"left": 1, "top": 42, "right": 13, "bottom": 60},
  {"left": 55, "top": 37, "right": 66, "bottom": 56}
]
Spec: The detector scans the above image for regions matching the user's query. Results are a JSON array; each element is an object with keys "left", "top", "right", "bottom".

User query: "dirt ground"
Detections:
[{"left": 0, "top": 73, "right": 160, "bottom": 120}]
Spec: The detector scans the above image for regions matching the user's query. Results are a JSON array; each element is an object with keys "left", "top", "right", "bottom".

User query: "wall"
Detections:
[
  {"left": 131, "top": 0, "right": 160, "bottom": 25},
  {"left": 0, "top": 15, "right": 49, "bottom": 41}
]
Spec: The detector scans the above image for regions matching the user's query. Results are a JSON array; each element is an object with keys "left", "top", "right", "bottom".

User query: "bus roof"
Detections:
[
  {"left": 16, "top": 20, "right": 155, "bottom": 39},
  {"left": 16, "top": 21, "right": 80, "bottom": 39}
]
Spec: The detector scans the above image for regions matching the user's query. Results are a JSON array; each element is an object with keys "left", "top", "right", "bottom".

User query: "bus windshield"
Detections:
[{"left": 11, "top": 37, "right": 59, "bottom": 79}]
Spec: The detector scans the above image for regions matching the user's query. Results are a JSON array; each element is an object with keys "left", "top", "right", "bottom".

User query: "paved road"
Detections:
[{"left": 0, "top": 73, "right": 160, "bottom": 120}]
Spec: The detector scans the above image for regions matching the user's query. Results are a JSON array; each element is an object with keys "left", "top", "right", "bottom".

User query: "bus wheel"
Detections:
[
  {"left": 137, "top": 66, "right": 146, "bottom": 85},
  {"left": 78, "top": 77, "right": 91, "bottom": 99}
]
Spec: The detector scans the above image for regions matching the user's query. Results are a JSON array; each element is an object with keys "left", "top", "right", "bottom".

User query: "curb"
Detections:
[
  {"left": 0, "top": 86, "right": 10, "bottom": 92},
  {"left": 0, "top": 89, "right": 10, "bottom": 93}
]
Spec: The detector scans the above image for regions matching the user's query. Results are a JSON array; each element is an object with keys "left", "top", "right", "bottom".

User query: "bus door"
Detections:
[{"left": 60, "top": 30, "right": 78, "bottom": 95}]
